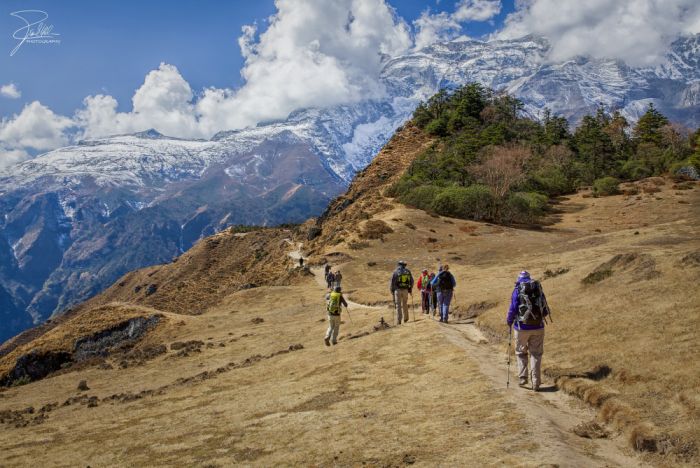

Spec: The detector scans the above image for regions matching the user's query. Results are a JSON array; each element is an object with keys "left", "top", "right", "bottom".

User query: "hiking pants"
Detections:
[
  {"left": 514, "top": 328, "right": 544, "bottom": 388},
  {"left": 394, "top": 289, "right": 410, "bottom": 324},
  {"left": 430, "top": 290, "right": 437, "bottom": 315},
  {"left": 437, "top": 289, "right": 453, "bottom": 322},
  {"left": 325, "top": 314, "right": 341, "bottom": 344},
  {"left": 420, "top": 290, "right": 430, "bottom": 313}
]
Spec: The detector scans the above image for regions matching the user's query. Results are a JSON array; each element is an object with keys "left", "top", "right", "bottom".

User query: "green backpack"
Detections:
[{"left": 327, "top": 292, "right": 342, "bottom": 315}]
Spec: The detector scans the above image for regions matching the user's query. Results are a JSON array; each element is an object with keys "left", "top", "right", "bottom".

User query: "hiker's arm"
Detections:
[
  {"left": 341, "top": 296, "right": 348, "bottom": 307},
  {"left": 417, "top": 276, "right": 422, "bottom": 290},
  {"left": 390, "top": 272, "right": 396, "bottom": 293},
  {"left": 450, "top": 273, "right": 456, "bottom": 288},
  {"left": 506, "top": 287, "right": 518, "bottom": 325}
]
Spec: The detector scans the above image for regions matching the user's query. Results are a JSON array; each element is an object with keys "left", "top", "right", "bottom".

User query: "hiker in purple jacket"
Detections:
[{"left": 506, "top": 271, "right": 551, "bottom": 391}]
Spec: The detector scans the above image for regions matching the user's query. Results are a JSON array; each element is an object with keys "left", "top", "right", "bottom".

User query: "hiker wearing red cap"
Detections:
[{"left": 417, "top": 269, "right": 431, "bottom": 314}]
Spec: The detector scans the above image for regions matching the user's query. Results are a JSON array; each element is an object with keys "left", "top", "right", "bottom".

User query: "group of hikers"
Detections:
[
  {"left": 324, "top": 264, "right": 343, "bottom": 289},
  {"left": 322, "top": 260, "right": 551, "bottom": 391},
  {"left": 390, "top": 260, "right": 456, "bottom": 324}
]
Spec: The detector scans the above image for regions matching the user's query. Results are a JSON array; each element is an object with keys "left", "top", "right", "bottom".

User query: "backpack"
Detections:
[
  {"left": 327, "top": 292, "right": 342, "bottom": 315},
  {"left": 437, "top": 272, "right": 453, "bottom": 290},
  {"left": 397, "top": 269, "right": 412, "bottom": 289},
  {"left": 517, "top": 280, "right": 546, "bottom": 325},
  {"left": 420, "top": 274, "right": 430, "bottom": 290}
]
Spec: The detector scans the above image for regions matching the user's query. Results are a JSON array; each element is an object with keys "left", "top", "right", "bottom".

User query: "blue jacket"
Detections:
[
  {"left": 506, "top": 279, "right": 549, "bottom": 330},
  {"left": 430, "top": 271, "right": 456, "bottom": 291}
]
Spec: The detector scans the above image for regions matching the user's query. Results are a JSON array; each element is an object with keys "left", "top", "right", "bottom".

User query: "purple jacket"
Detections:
[{"left": 506, "top": 279, "right": 549, "bottom": 330}]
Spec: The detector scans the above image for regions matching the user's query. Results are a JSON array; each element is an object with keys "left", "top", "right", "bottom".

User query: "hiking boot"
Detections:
[
  {"left": 324, "top": 337, "right": 331, "bottom": 347},
  {"left": 519, "top": 378, "right": 528, "bottom": 386},
  {"left": 332, "top": 341, "right": 337, "bottom": 346}
]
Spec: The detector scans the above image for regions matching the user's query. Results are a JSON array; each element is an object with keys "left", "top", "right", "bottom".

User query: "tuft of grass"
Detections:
[
  {"left": 9, "top": 375, "right": 31, "bottom": 387},
  {"left": 582, "top": 268, "right": 613, "bottom": 284},
  {"left": 359, "top": 220, "right": 394, "bottom": 240}
]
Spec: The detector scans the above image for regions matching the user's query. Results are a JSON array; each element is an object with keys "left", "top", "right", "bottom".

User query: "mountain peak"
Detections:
[{"left": 134, "top": 128, "right": 165, "bottom": 139}]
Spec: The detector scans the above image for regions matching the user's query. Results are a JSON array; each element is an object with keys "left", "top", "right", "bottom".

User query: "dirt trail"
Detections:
[
  {"left": 308, "top": 263, "right": 385, "bottom": 310},
  {"left": 441, "top": 324, "right": 647, "bottom": 467},
  {"left": 304, "top": 249, "right": 646, "bottom": 467}
]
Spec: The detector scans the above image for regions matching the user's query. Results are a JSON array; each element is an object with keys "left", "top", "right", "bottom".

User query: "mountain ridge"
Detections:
[{"left": 1, "top": 33, "right": 698, "bottom": 340}]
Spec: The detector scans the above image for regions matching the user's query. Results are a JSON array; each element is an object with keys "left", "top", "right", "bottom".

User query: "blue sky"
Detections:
[{"left": 0, "top": 0, "right": 514, "bottom": 117}]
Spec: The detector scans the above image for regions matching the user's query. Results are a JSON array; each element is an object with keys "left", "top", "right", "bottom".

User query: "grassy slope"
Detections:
[{"left": 0, "top": 123, "right": 698, "bottom": 466}]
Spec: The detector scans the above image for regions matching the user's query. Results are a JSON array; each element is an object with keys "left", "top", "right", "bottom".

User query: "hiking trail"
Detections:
[{"left": 305, "top": 252, "right": 647, "bottom": 467}]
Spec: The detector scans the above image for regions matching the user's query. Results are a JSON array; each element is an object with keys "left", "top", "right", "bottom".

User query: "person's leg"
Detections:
[
  {"left": 394, "top": 290, "right": 402, "bottom": 324},
  {"left": 330, "top": 315, "right": 340, "bottom": 344},
  {"left": 514, "top": 329, "right": 530, "bottom": 385},
  {"left": 436, "top": 292, "right": 444, "bottom": 321},
  {"left": 400, "top": 289, "right": 409, "bottom": 323},
  {"left": 442, "top": 290, "right": 453, "bottom": 322},
  {"left": 325, "top": 316, "right": 333, "bottom": 345},
  {"left": 529, "top": 328, "right": 545, "bottom": 389}
]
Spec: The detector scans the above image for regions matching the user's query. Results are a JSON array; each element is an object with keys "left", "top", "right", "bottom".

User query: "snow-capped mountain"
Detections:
[{"left": 1, "top": 34, "right": 698, "bottom": 341}]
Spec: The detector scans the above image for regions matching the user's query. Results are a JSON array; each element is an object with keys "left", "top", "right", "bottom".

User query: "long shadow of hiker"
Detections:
[{"left": 536, "top": 385, "right": 558, "bottom": 393}]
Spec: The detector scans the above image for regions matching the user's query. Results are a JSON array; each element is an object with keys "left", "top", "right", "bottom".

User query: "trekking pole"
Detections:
[
  {"left": 345, "top": 306, "right": 352, "bottom": 324},
  {"left": 506, "top": 325, "right": 512, "bottom": 389},
  {"left": 392, "top": 294, "right": 397, "bottom": 326}
]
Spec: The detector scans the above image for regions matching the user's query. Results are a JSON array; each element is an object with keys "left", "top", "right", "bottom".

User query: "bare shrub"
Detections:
[
  {"left": 470, "top": 145, "right": 530, "bottom": 199},
  {"left": 359, "top": 220, "right": 394, "bottom": 240}
]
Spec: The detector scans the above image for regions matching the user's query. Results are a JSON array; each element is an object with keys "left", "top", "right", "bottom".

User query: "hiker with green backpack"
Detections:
[
  {"left": 325, "top": 286, "right": 348, "bottom": 346},
  {"left": 390, "top": 260, "right": 414, "bottom": 324},
  {"left": 506, "top": 271, "right": 551, "bottom": 391}
]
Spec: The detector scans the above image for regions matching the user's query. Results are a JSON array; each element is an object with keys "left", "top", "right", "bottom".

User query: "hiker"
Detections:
[
  {"left": 325, "top": 286, "right": 348, "bottom": 346},
  {"left": 431, "top": 264, "right": 456, "bottom": 323},
  {"left": 390, "top": 260, "right": 414, "bottom": 324},
  {"left": 506, "top": 271, "right": 551, "bottom": 391},
  {"left": 334, "top": 270, "right": 343, "bottom": 288},
  {"left": 427, "top": 272, "right": 438, "bottom": 317},
  {"left": 417, "top": 269, "right": 431, "bottom": 314},
  {"left": 326, "top": 271, "right": 335, "bottom": 290}
]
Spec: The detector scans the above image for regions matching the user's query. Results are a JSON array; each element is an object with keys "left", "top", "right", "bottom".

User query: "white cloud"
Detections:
[
  {"left": 0, "top": 83, "right": 21, "bottom": 99},
  {"left": 497, "top": 0, "right": 700, "bottom": 66},
  {"left": 413, "top": 0, "right": 501, "bottom": 50},
  {"left": 197, "top": 0, "right": 413, "bottom": 135},
  {"left": 76, "top": 63, "right": 202, "bottom": 139},
  {"left": 0, "top": 101, "right": 72, "bottom": 150},
  {"left": 0, "top": 147, "right": 30, "bottom": 170},
  {"left": 453, "top": 0, "right": 502, "bottom": 22},
  {"left": 77, "top": 0, "right": 414, "bottom": 140},
  {"left": 413, "top": 11, "right": 462, "bottom": 50}
]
